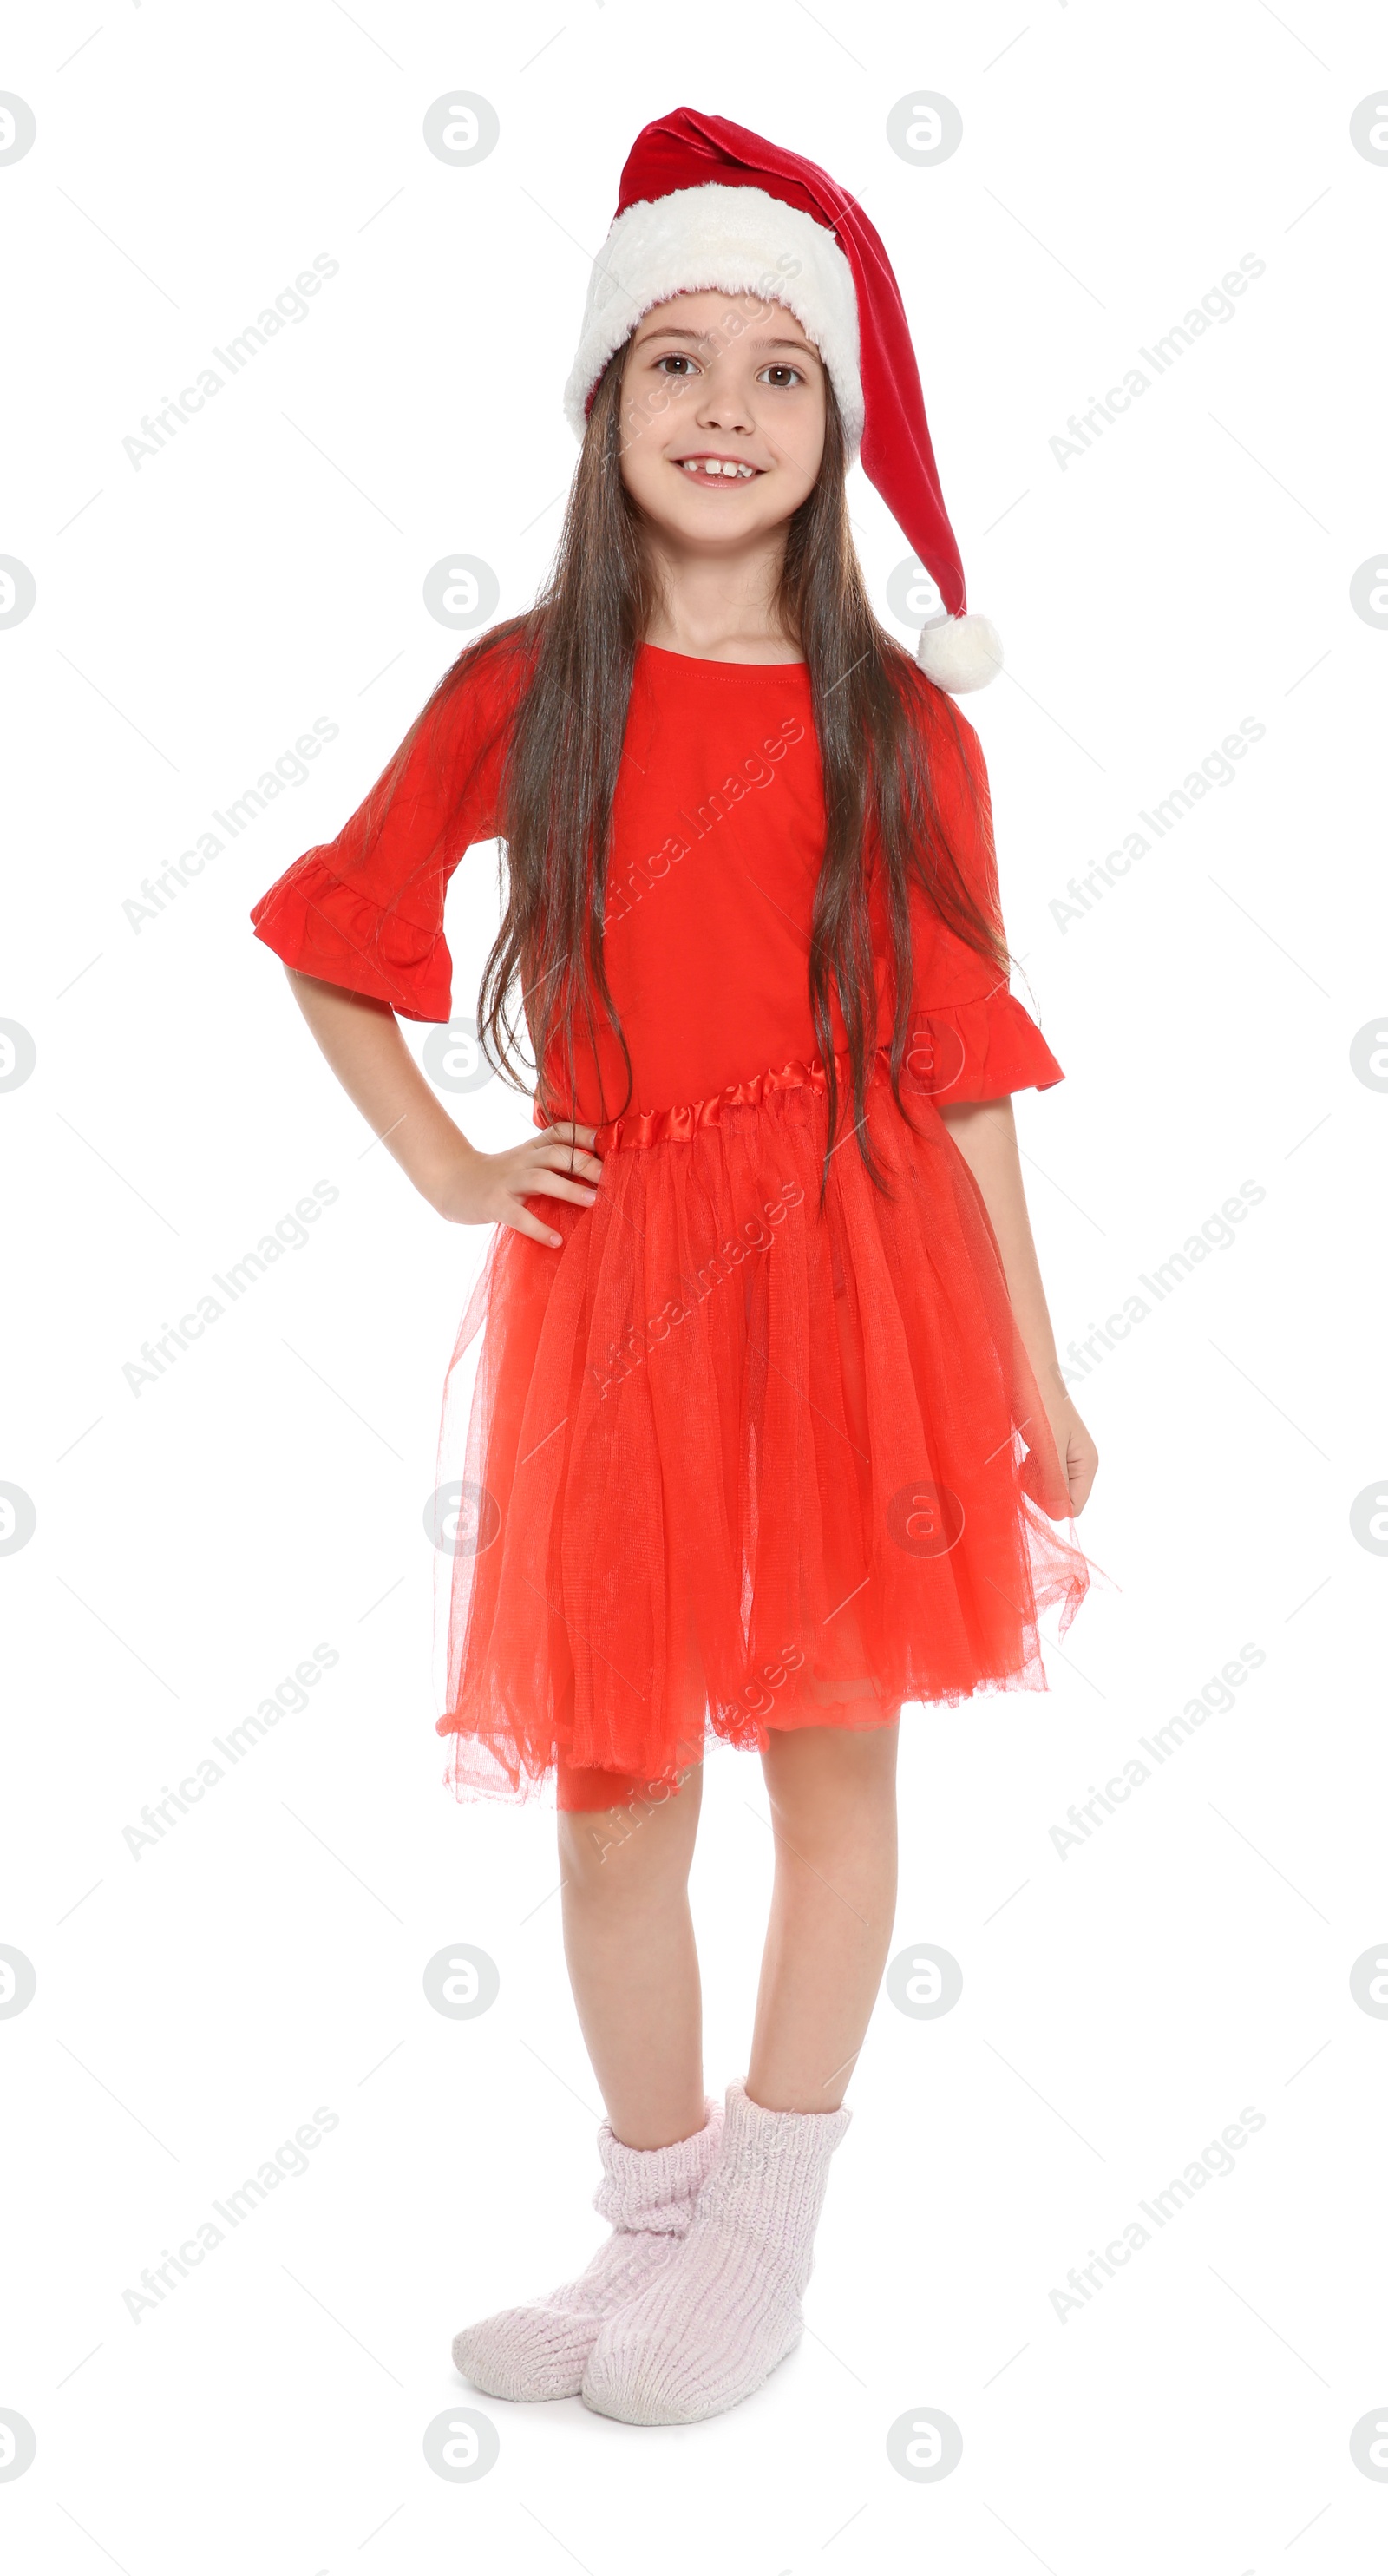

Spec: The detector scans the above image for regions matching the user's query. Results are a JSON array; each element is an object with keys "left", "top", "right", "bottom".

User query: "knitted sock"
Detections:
[
  {"left": 451, "top": 2097, "right": 723, "bottom": 2402},
  {"left": 581, "top": 2079, "right": 852, "bottom": 2425}
]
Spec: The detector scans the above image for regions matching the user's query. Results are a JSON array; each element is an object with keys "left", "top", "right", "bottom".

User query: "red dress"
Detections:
[{"left": 252, "top": 639, "right": 1089, "bottom": 1805}]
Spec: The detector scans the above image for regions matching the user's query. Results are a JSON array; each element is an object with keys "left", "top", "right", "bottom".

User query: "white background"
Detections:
[{"left": 3, "top": 3, "right": 1385, "bottom": 2569}]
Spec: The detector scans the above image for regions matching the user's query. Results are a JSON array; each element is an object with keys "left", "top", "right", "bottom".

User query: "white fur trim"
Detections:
[
  {"left": 563, "top": 183, "right": 863, "bottom": 451},
  {"left": 915, "top": 612, "right": 1003, "bottom": 694}
]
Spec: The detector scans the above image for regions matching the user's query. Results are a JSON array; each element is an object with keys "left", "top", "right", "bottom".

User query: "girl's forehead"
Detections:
[{"left": 633, "top": 288, "right": 822, "bottom": 351}]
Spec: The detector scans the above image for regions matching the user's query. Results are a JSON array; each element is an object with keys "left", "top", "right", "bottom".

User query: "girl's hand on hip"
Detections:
[{"left": 433, "top": 1122, "right": 604, "bottom": 1248}]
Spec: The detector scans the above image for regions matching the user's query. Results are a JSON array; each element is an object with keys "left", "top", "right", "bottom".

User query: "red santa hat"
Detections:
[{"left": 563, "top": 105, "right": 1002, "bottom": 694}]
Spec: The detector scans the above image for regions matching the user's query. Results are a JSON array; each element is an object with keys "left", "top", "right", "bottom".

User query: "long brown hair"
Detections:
[{"left": 397, "top": 344, "right": 1006, "bottom": 1196}]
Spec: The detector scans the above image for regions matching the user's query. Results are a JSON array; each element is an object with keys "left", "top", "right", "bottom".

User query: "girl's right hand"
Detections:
[{"left": 433, "top": 1122, "right": 605, "bottom": 1249}]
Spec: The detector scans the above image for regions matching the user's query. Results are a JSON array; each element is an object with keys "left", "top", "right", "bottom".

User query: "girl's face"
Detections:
[{"left": 617, "top": 290, "right": 828, "bottom": 547}]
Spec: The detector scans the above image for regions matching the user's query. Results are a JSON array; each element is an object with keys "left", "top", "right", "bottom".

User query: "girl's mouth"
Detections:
[{"left": 673, "top": 456, "right": 762, "bottom": 485}]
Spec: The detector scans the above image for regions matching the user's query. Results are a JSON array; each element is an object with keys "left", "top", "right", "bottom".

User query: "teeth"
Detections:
[{"left": 681, "top": 458, "right": 755, "bottom": 479}]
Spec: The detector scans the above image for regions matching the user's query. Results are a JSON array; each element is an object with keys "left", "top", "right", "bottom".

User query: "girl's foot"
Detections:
[
  {"left": 580, "top": 2080, "right": 851, "bottom": 2425},
  {"left": 451, "top": 2098, "right": 723, "bottom": 2402}
]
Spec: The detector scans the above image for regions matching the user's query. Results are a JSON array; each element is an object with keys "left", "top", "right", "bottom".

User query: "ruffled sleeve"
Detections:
[
  {"left": 904, "top": 991, "right": 1064, "bottom": 1104},
  {"left": 250, "top": 641, "right": 524, "bottom": 1023},
  {"left": 902, "top": 696, "right": 1064, "bottom": 1103}
]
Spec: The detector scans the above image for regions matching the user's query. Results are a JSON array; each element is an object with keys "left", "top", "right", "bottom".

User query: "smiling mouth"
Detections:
[{"left": 674, "top": 456, "right": 762, "bottom": 483}]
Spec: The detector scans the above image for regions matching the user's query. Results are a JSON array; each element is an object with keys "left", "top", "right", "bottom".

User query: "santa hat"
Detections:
[{"left": 563, "top": 106, "right": 1001, "bottom": 695}]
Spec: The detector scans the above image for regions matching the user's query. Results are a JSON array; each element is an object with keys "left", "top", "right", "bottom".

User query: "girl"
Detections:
[{"left": 251, "top": 108, "right": 1097, "bottom": 2427}]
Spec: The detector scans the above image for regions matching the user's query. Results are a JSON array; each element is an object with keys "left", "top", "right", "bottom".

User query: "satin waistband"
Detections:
[{"left": 537, "top": 1037, "right": 939, "bottom": 1153}]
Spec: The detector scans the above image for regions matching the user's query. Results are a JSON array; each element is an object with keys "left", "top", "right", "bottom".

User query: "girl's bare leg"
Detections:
[
  {"left": 749, "top": 1719, "right": 900, "bottom": 2113},
  {"left": 558, "top": 1766, "right": 705, "bottom": 2148},
  {"left": 574, "top": 1720, "right": 897, "bottom": 2427}
]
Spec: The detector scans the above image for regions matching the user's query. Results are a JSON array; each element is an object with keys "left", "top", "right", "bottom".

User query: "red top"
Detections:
[{"left": 250, "top": 640, "right": 1061, "bottom": 1133}]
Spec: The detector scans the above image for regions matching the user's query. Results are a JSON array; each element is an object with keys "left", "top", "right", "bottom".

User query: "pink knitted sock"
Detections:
[
  {"left": 581, "top": 2080, "right": 852, "bottom": 2425},
  {"left": 451, "top": 2097, "right": 723, "bottom": 2402}
]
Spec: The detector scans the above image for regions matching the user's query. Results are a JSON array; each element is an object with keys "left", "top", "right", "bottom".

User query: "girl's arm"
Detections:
[
  {"left": 938, "top": 1093, "right": 1098, "bottom": 1516},
  {"left": 285, "top": 968, "right": 603, "bottom": 1249}
]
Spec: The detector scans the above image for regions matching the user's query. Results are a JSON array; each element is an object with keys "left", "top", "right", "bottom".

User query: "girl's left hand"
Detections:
[{"left": 1043, "top": 1393, "right": 1098, "bottom": 1517}]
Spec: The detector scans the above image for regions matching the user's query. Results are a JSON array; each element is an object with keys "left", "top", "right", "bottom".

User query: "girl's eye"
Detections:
[
  {"left": 653, "top": 353, "right": 697, "bottom": 377},
  {"left": 760, "top": 364, "right": 803, "bottom": 389}
]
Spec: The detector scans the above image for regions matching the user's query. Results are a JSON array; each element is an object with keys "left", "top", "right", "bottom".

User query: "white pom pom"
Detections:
[{"left": 915, "top": 613, "right": 1004, "bottom": 694}]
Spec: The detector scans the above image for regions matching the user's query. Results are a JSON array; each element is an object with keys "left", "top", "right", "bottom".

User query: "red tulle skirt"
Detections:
[{"left": 435, "top": 1050, "right": 1090, "bottom": 1806}]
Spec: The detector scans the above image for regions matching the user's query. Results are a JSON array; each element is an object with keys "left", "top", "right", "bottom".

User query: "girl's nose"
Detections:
[{"left": 695, "top": 369, "right": 755, "bottom": 436}]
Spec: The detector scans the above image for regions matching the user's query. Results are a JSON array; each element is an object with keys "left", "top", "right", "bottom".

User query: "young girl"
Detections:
[{"left": 251, "top": 108, "right": 1097, "bottom": 2428}]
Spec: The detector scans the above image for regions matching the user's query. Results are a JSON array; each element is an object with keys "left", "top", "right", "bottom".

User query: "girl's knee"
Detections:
[
  {"left": 558, "top": 1760, "right": 703, "bottom": 1884},
  {"left": 763, "top": 1713, "right": 900, "bottom": 1784},
  {"left": 762, "top": 1720, "right": 900, "bottom": 1836}
]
